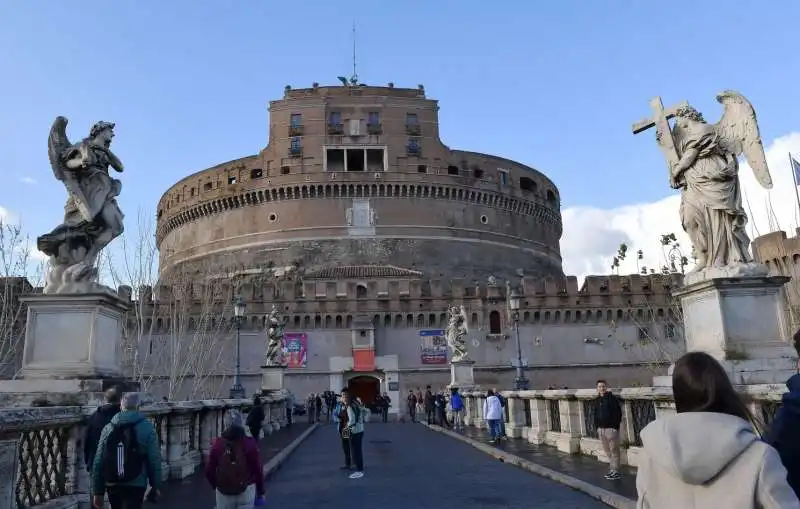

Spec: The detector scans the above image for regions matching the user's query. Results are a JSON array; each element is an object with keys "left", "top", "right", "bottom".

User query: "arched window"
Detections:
[
  {"left": 519, "top": 176, "right": 536, "bottom": 192},
  {"left": 489, "top": 311, "right": 502, "bottom": 334},
  {"left": 546, "top": 189, "right": 557, "bottom": 203}
]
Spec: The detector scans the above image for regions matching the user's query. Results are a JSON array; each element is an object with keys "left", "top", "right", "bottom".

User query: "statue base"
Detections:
[
  {"left": 670, "top": 274, "right": 796, "bottom": 385},
  {"left": 448, "top": 360, "right": 477, "bottom": 390},
  {"left": 19, "top": 292, "right": 129, "bottom": 379},
  {"left": 260, "top": 364, "right": 287, "bottom": 394}
]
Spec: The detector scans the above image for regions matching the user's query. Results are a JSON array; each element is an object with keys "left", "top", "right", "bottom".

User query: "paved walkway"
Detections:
[
  {"left": 246, "top": 422, "right": 609, "bottom": 508},
  {"left": 452, "top": 425, "right": 637, "bottom": 500}
]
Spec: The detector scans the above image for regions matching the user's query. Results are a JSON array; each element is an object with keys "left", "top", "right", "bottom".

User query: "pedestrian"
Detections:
[
  {"left": 424, "top": 386, "right": 435, "bottom": 425},
  {"left": 595, "top": 379, "right": 623, "bottom": 480},
  {"left": 406, "top": 390, "right": 417, "bottom": 423},
  {"left": 315, "top": 393, "right": 323, "bottom": 423},
  {"left": 416, "top": 388, "right": 424, "bottom": 419},
  {"left": 449, "top": 388, "right": 464, "bottom": 430},
  {"left": 764, "top": 329, "right": 800, "bottom": 498},
  {"left": 337, "top": 388, "right": 365, "bottom": 479},
  {"left": 245, "top": 396, "right": 265, "bottom": 442},
  {"left": 436, "top": 390, "right": 449, "bottom": 427},
  {"left": 91, "top": 392, "right": 162, "bottom": 509},
  {"left": 636, "top": 351, "right": 800, "bottom": 508},
  {"left": 84, "top": 387, "right": 121, "bottom": 473},
  {"left": 493, "top": 388, "right": 507, "bottom": 439},
  {"left": 284, "top": 391, "right": 294, "bottom": 427},
  {"left": 205, "top": 409, "right": 265, "bottom": 508},
  {"left": 380, "top": 392, "right": 391, "bottom": 423},
  {"left": 307, "top": 393, "right": 316, "bottom": 424},
  {"left": 483, "top": 389, "right": 502, "bottom": 443}
]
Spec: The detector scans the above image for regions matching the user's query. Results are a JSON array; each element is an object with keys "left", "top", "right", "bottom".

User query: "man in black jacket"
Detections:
[
  {"left": 246, "top": 395, "right": 266, "bottom": 441},
  {"left": 83, "top": 387, "right": 121, "bottom": 471},
  {"left": 424, "top": 386, "right": 435, "bottom": 425},
  {"left": 764, "top": 330, "right": 800, "bottom": 498},
  {"left": 595, "top": 380, "right": 622, "bottom": 480}
]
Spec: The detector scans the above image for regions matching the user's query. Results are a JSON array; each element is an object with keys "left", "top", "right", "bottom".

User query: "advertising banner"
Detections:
[
  {"left": 420, "top": 329, "right": 448, "bottom": 365},
  {"left": 284, "top": 333, "right": 308, "bottom": 368}
]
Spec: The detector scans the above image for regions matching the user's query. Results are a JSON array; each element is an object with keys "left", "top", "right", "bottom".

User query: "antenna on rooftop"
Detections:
[{"left": 337, "top": 23, "right": 360, "bottom": 87}]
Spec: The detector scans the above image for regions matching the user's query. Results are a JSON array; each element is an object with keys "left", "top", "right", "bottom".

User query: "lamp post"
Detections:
[
  {"left": 509, "top": 289, "right": 529, "bottom": 390},
  {"left": 229, "top": 296, "right": 246, "bottom": 399}
]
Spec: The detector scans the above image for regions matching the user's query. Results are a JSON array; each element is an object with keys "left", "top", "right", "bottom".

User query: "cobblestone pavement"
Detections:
[
  {"left": 454, "top": 425, "right": 637, "bottom": 500},
  {"left": 260, "top": 422, "right": 611, "bottom": 508},
  {"left": 155, "top": 423, "right": 312, "bottom": 508}
]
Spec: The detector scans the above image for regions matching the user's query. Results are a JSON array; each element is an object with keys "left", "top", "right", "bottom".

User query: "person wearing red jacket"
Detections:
[{"left": 205, "top": 410, "right": 265, "bottom": 508}]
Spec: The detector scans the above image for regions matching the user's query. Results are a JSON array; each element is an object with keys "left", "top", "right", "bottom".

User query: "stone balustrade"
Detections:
[
  {"left": 0, "top": 395, "right": 287, "bottom": 509},
  {"left": 460, "top": 385, "right": 784, "bottom": 469}
]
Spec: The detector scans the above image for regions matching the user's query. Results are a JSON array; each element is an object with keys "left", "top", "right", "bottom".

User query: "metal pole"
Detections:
[
  {"left": 235, "top": 321, "right": 242, "bottom": 388},
  {"left": 513, "top": 313, "right": 528, "bottom": 390}
]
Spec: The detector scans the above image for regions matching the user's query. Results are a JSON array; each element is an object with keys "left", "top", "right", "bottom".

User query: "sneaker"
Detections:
[
  {"left": 349, "top": 471, "right": 364, "bottom": 479},
  {"left": 605, "top": 471, "right": 621, "bottom": 480}
]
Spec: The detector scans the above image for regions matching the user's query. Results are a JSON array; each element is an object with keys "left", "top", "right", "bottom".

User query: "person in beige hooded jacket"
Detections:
[{"left": 636, "top": 352, "right": 800, "bottom": 509}]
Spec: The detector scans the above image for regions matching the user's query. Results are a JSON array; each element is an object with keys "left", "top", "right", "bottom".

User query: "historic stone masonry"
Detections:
[{"left": 155, "top": 83, "right": 563, "bottom": 281}]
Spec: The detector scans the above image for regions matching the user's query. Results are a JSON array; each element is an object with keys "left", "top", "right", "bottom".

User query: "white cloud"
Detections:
[
  {"left": 19, "top": 177, "right": 37, "bottom": 185},
  {"left": 562, "top": 132, "right": 800, "bottom": 281}
]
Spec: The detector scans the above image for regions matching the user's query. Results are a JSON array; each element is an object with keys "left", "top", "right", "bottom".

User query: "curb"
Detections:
[
  {"left": 262, "top": 423, "right": 319, "bottom": 480},
  {"left": 422, "top": 423, "right": 636, "bottom": 509}
]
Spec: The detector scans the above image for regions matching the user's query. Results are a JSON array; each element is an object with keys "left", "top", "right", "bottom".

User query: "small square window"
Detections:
[
  {"left": 250, "top": 168, "right": 263, "bottom": 179},
  {"left": 204, "top": 182, "right": 213, "bottom": 191},
  {"left": 473, "top": 168, "right": 484, "bottom": 179},
  {"left": 329, "top": 111, "right": 342, "bottom": 125},
  {"left": 447, "top": 166, "right": 459, "bottom": 176},
  {"left": 228, "top": 175, "right": 237, "bottom": 185},
  {"left": 280, "top": 166, "right": 290, "bottom": 175},
  {"left": 290, "top": 113, "right": 302, "bottom": 127},
  {"left": 406, "top": 113, "right": 418, "bottom": 125},
  {"left": 368, "top": 111, "right": 380, "bottom": 124},
  {"left": 417, "top": 165, "right": 427, "bottom": 173}
]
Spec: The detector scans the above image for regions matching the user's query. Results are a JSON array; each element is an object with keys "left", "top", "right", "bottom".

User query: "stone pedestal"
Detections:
[
  {"left": 260, "top": 364, "right": 287, "bottom": 394},
  {"left": 671, "top": 274, "right": 796, "bottom": 385},
  {"left": 0, "top": 292, "right": 132, "bottom": 406},
  {"left": 448, "top": 360, "right": 477, "bottom": 390}
]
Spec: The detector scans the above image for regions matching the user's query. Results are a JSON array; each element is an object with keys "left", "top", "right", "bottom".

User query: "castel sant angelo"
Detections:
[{"left": 141, "top": 79, "right": 689, "bottom": 407}]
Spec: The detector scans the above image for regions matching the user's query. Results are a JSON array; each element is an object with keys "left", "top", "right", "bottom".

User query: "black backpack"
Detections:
[{"left": 103, "top": 419, "right": 145, "bottom": 483}]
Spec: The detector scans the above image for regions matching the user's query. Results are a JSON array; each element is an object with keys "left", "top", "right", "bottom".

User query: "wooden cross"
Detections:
[{"left": 632, "top": 97, "right": 689, "bottom": 170}]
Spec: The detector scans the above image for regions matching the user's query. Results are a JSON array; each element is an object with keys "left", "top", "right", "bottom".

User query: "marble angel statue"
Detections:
[
  {"left": 264, "top": 305, "right": 289, "bottom": 366},
  {"left": 446, "top": 305, "right": 470, "bottom": 362},
  {"left": 650, "top": 91, "right": 773, "bottom": 276},
  {"left": 38, "top": 117, "right": 125, "bottom": 294}
]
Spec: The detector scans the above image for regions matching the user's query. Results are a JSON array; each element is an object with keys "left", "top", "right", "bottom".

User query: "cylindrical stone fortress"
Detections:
[{"left": 155, "top": 84, "right": 564, "bottom": 280}]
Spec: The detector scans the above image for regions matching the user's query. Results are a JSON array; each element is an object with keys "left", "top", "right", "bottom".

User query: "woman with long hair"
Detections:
[
  {"left": 337, "top": 389, "right": 365, "bottom": 479},
  {"left": 636, "top": 351, "right": 799, "bottom": 508}
]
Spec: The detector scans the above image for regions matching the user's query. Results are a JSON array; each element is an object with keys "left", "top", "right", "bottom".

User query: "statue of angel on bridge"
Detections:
[
  {"left": 264, "top": 305, "right": 289, "bottom": 366},
  {"left": 38, "top": 117, "right": 125, "bottom": 294},
  {"left": 446, "top": 305, "right": 470, "bottom": 362},
  {"left": 634, "top": 91, "right": 773, "bottom": 278}
]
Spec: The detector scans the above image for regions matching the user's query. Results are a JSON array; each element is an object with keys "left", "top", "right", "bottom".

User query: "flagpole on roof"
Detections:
[{"left": 790, "top": 152, "right": 800, "bottom": 233}]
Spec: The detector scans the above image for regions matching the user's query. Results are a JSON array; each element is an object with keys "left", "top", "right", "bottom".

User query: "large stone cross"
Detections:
[{"left": 632, "top": 97, "right": 689, "bottom": 168}]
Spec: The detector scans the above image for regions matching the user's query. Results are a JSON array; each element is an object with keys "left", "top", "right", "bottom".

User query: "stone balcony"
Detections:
[{"left": 0, "top": 396, "right": 287, "bottom": 509}]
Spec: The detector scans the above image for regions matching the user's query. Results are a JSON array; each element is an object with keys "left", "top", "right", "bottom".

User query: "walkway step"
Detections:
[{"left": 425, "top": 424, "right": 636, "bottom": 508}]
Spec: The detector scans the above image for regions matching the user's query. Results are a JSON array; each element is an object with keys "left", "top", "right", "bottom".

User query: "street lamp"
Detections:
[
  {"left": 229, "top": 295, "right": 247, "bottom": 399},
  {"left": 509, "top": 289, "right": 529, "bottom": 390}
]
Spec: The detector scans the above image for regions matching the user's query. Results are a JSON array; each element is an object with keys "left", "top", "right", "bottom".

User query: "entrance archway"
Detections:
[{"left": 347, "top": 375, "right": 380, "bottom": 409}]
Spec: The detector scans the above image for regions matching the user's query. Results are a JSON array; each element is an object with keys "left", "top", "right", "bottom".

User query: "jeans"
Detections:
[
  {"left": 381, "top": 407, "right": 389, "bottom": 422},
  {"left": 341, "top": 431, "right": 365, "bottom": 471},
  {"left": 215, "top": 484, "right": 256, "bottom": 509},
  {"left": 598, "top": 427, "right": 621, "bottom": 471},
  {"left": 487, "top": 419, "right": 501, "bottom": 440},
  {"left": 452, "top": 409, "right": 464, "bottom": 428},
  {"left": 407, "top": 405, "right": 416, "bottom": 422},
  {"left": 499, "top": 418, "right": 506, "bottom": 437},
  {"left": 107, "top": 485, "right": 146, "bottom": 509}
]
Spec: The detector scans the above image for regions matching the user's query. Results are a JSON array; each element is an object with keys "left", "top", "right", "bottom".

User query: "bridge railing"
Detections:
[
  {"left": 0, "top": 395, "right": 287, "bottom": 509},
  {"left": 460, "top": 385, "right": 784, "bottom": 468}
]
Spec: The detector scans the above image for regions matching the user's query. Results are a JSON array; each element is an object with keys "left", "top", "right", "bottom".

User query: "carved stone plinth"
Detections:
[
  {"left": 260, "top": 365, "right": 287, "bottom": 394},
  {"left": 672, "top": 275, "right": 796, "bottom": 385},
  {"left": 449, "top": 360, "right": 477, "bottom": 390}
]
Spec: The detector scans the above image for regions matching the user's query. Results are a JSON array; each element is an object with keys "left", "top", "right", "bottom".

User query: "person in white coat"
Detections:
[
  {"left": 636, "top": 351, "right": 800, "bottom": 509},
  {"left": 482, "top": 390, "right": 503, "bottom": 443}
]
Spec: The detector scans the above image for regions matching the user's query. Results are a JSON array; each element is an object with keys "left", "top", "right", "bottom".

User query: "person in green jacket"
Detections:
[{"left": 91, "top": 392, "right": 163, "bottom": 508}]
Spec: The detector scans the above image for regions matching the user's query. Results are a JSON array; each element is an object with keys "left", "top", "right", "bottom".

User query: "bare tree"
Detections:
[
  {"left": 0, "top": 221, "right": 45, "bottom": 378},
  {"left": 606, "top": 234, "right": 687, "bottom": 371},
  {"left": 105, "top": 210, "right": 245, "bottom": 400}
]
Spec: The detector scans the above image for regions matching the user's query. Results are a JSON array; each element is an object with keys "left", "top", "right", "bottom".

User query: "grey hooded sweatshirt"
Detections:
[{"left": 636, "top": 412, "right": 800, "bottom": 509}]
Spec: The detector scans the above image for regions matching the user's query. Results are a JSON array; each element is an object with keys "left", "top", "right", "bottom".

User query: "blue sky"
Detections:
[{"left": 1, "top": 1, "right": 799, "bottom": 278}]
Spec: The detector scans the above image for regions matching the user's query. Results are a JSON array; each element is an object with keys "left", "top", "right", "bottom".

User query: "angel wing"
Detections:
[
  {"left": 459, "top": 305, "right": 469, "bottom": 332},
  {"left": 714, "top": 90, "right": 773, "bottom": 189},
  {"left": 47, "top": 116, "right": 71, "bottom": 182},
  {"left": 48, "top": 116, "right": 92, "bottom": 220}
]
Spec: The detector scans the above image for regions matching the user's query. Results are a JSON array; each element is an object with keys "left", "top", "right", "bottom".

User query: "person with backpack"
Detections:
[
  {"left": 493, "top": 387, "right": 507, "bottom": 440},
  {"left": 91, "top": 392, "right": 162, "bottom": 509},
  {"left": 206, "top": 409, "right": 265, "bottom": 508},
  {"left": 337, "top": 388, "right": 365, "bottom": 479},
  {"left": 245, "top": 396, "right": 265, "bottom": 442},
  {"left": 84, "top": 387, "right": 121, "bottom": 472},
  {"left": 449, "top": 388, "right": 465, "bottom": 430}
]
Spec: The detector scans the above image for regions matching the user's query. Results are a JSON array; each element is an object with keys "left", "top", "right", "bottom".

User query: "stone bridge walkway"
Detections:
[{"left": 159, "top": 422, "right": 614, "bottom": 508}]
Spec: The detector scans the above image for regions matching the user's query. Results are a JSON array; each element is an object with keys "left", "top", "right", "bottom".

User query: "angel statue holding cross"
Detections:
[
  {"left": 633, "top": 91, "right": 773, "bottom": 279},
  {"left": 446, "top": 305, "right": 470, "bottom": 362},
  {"left": 264, "top": 305, "right": 289, "bottom": 366}
]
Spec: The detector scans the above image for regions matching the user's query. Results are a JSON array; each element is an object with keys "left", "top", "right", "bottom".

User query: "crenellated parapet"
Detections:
[{"left": 129, "top": 271, "right": 683, "bottom": 334}]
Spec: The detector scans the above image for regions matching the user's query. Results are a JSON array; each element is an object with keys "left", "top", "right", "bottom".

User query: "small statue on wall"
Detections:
[
  {"left": 264, "top": 305, "right": 289, "bottom": 366},
  {"left": 446, "top": 305, "right": 470, "bottom": 362}
]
